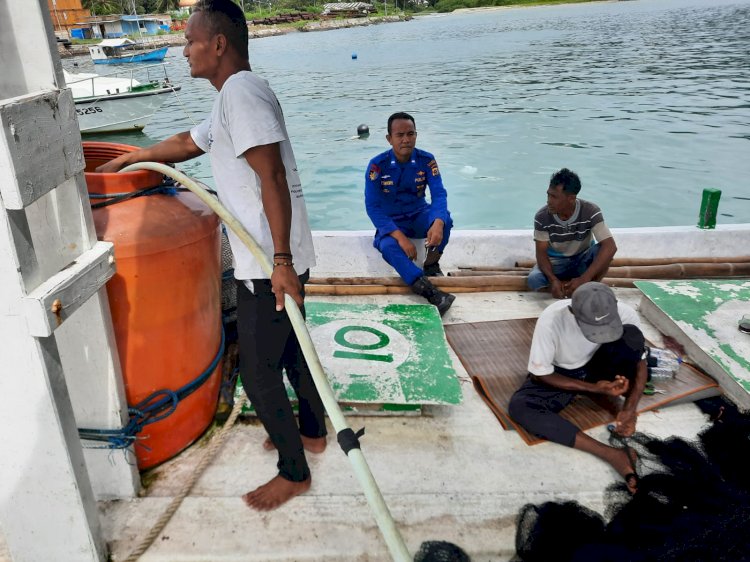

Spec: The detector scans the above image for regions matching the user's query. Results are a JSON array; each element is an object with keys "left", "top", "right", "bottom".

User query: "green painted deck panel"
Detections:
[
  {"left": 237, "top": 301, "right": 461, "bottom": 410},
  {"left": 636, "top": 280, "right": 750, "bottom": 392}
]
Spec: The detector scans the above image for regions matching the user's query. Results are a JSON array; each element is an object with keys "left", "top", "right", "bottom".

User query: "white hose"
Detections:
[{"left": 121, "top": 162, "right": 411, "bottom": 562}]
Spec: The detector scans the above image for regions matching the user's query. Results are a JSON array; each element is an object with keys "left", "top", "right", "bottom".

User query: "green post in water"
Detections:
[{"left": 697, "top": 188, "right": 722, "bottom": 229}]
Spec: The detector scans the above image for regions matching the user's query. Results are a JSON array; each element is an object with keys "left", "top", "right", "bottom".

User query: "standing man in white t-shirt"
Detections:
[
  {"left": 97, "top": 0, "right": 327, "bottom": 511},
  {"left": 508, "top": 282, "right": 648, "bottom": 494}
]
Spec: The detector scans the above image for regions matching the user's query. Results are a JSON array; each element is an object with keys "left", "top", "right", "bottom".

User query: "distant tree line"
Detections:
[
  {"left": 82, "top": 0, "right": 439, "bottom": 16},
  {"left": 83, "top": 0, "right": 592, "bottom": 18},
  {"left": 82, "top": 0, "right": 183, "bottom": 15}
]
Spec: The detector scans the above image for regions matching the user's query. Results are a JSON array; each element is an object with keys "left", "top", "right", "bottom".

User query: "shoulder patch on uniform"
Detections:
[
  {"left": 369, "top": 163, "right": 380, "bottom": 181},
  {"left": 427, "top": 159, "right": 440, "bottom": 177}
]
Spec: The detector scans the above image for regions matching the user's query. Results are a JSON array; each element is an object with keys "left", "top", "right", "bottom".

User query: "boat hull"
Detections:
[
  {"left": 75, "top": 85, "right": 179, "bottom": 133},
  {"left": 92, "top": 46, "right": 168, "bottom": 64}
]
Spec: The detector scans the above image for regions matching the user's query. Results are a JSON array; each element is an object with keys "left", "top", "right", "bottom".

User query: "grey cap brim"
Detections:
[{"left": 575, "top": 316, "right": 624, "bottom": 344}]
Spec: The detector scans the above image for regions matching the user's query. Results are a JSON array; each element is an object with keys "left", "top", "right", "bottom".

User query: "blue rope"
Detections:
[
  {"left": 89, "top": 182, "right": 179, "bottom": 209},
  {"left": 88, "top": 186, "right": 178, "bottom": 199},
  {"left": 219, "top": 366, "right": 240, "bottom": 406},
  {"left": 79, "top": 326, "right": 225, "bottom": 450},
  {"left": 88, "top": 175, "right": 217, "bottom": 209}
]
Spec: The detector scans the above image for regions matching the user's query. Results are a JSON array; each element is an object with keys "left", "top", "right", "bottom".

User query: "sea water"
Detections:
[{"left": 67, "top": 0, "right": 750, "bottom": 230}]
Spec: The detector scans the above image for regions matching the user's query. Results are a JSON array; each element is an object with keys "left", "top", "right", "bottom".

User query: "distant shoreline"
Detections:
[
  {"left": 452, "top": 0, "right": 618, "bottom": 14},
  {"left": 248, "top": 14, "right": 409, "bottom": 38},
  {"left": 59, "top": 15, "right": 411, "bottom": 57},
  {"left": 58, "top": 1, "right": 615, "bottom": 59}
]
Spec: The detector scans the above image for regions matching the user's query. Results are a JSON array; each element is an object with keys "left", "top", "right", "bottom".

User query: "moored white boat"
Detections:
[{"left": 64, "top": 63, "right": 180, "bottom": 133}]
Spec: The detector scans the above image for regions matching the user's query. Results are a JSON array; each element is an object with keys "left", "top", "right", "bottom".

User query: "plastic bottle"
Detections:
[
  {"left": 648, "top": 347, "right": 682, "bottom": 372},
  {"left": 649, "top": 366, "right": 676, "bottom": 380}
]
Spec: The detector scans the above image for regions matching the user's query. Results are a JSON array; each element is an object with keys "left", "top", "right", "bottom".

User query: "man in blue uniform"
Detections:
[{"left": 365, "top": 112, "right": 455, "bottom": 315}]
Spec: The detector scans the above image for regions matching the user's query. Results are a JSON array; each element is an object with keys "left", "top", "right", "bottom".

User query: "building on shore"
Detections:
[
  {"left": 47, "top": 0, "right": 174, "bottom": 40},
  {"left": 47, "top": 0, "right": 90, "bottom": 37},
  {"left": 74, "top": 13, "right": 173, "bottom": 39},
  {"left": 321, "top": 2, "right": 376, "bottom": 18}
]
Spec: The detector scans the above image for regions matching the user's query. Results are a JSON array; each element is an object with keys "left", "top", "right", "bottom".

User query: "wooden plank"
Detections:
[
  {"left": 0, "top": 89, "right": 83, "bottom": 209},
  {"left": 22, "top": 241, "right": 115, "bottom": 337},
  {"left": 637, "top": 280, "right": 750, "bottom": 411}
]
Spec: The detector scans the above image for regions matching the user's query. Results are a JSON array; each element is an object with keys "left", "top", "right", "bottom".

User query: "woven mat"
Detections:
[{"left": 445, "top": 318, "right": 721, "bottom": 446}]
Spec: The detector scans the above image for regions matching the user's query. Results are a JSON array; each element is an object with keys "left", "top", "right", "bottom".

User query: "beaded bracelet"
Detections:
[{"left": 273, "top": 261, "right": 294, "bottom": 268}]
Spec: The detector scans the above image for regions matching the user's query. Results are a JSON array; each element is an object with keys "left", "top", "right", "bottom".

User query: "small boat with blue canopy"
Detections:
[{"left": 88, "top": 38, "right": 168, "bottom": 64}]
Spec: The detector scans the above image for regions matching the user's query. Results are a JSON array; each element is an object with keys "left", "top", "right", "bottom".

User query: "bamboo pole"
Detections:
[
  {"left": 457, "top": 265, "right": 531, "bottom": 272},
  {"left": 459, "top": 263, "right": 750, "bottom": 279},
  {"left": 610, "top": 256, "right": 750, "bottom": 267},
  {"left": 305, "top": 276, "right": 639, "bottom": 295},
  {"left": 513, "top": 256, "right": 750, "bottom": 268},
  {"left": 605, "top": 262, "right": 750, "bottom": 278},
  {"left": 447, "top": 270, "right": 529, "bottom": 277},
  {"left": 309, "top": 275, "right": 529, "bottom": 288},
  {"left": 309, "top": 262, "right": 750, "bottom": 289},
  {"left": 307, "top": 283, "right": 524, "bottom": 295},
  {"left": 308, "top": 276, "right": 406, "bottom": 287}
]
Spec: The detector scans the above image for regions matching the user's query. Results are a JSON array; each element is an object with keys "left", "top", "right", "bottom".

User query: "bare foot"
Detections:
[
  {"left": 611, "top": 446, "right": 639, "bottom": 494},
  {"left": 242, "top": 475, "right": 311, "bottom": 511},
  {"left": 263, "top": 435, "right": 327, "bottom": 454}
]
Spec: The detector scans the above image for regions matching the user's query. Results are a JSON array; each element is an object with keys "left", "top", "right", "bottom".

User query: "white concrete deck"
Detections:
[{"left": 0, "top": 288, "right": 708, "bottom": 562}]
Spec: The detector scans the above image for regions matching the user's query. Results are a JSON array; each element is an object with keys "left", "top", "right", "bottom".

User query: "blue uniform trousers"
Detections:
[{"left": 374, "top": 208, "right": 453, "bottom": 285}]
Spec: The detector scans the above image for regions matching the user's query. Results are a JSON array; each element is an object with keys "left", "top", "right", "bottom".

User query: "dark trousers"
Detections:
[
  {"left": 236, "top": 272, "right": 327, "bottom": 482},
  {"left": 508, "top": 325, "right": 645, "bottom": 447}
]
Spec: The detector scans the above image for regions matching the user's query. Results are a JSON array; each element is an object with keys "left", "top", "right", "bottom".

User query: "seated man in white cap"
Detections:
[{"left": 508, "top": 281, "right": 648, "bottom": 494}]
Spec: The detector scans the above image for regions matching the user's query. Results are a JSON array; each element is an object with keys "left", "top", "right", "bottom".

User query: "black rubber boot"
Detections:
[
  {"left": 423, "top": 247, "right": 444, "bottom": 277},
  {"left": 423, "top": 262, "right": 444, "bottom": 277},
  {"left": 411, "top": 276, "right": 455, "bottom": 316}
]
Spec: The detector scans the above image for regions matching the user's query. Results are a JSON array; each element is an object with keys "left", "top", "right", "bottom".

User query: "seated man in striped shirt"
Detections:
[{"left": 527, "top": 168, "right": 617, "bottom": 299}]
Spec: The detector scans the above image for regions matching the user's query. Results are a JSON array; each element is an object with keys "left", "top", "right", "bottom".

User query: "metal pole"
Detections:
[{"left": 52, "top": 0, "right": 62, "bottom": 32}]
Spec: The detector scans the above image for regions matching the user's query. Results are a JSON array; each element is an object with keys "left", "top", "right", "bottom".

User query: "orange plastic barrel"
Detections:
[{"left": 83, "top": 141, "right": 222, "bottom": 469}]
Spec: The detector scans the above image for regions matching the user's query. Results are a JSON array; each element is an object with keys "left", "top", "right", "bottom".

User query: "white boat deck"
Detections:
[
  {"left": 3, "top": 224, "right": 746, "bottom": 561},
  {"left": 2, "top": 288, "right": 708, "bottom": 562}
]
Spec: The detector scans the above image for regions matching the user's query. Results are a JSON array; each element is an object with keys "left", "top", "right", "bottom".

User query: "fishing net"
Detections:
[
  {"left": 414, "top": 541, "right": 471, "bottom": 562},
  {"left": 514, "top": 397, "right": 750, "bottom": 561},
  {"left": 221, "top": 228, "right": 237, "bottom": 326}
]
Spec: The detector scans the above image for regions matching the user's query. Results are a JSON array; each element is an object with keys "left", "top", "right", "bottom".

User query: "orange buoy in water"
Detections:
[{"left": 83, "top": 141, "right": 222, "bottom": 469}]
